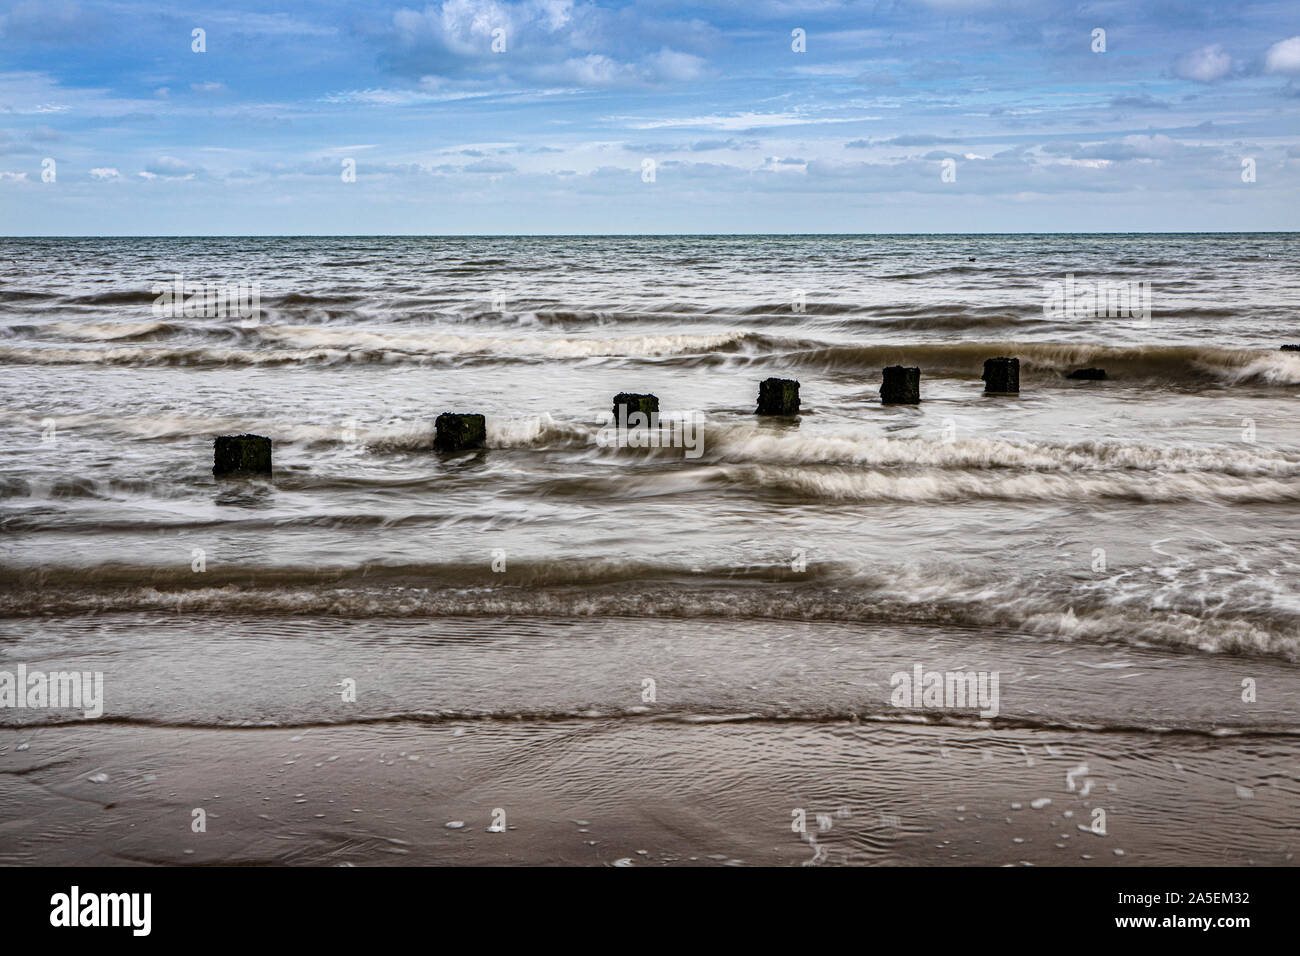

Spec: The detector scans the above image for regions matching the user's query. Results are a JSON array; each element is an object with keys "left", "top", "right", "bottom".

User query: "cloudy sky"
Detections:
[{"left": 2, "top": 0, "right": 1298, "bottom": 234}]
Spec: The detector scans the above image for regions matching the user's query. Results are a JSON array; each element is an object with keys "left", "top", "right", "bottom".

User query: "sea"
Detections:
[{"left": 1, "top": 233, "right": 1297, "bottom": 866}]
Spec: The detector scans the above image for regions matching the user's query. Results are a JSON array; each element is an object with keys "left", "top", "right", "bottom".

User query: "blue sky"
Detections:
[{"left": 1, "top": 0, "right": 1298, "bottom": 234}]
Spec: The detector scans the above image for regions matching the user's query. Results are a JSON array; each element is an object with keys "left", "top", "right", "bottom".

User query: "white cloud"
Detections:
[
  {"left": 202, "top": 12, "right": 339, "bottom": 38},
  {"left": 0, "top": 71, "right": 161, "bottom": 118},
  {"left": 142, "top": 156, "right": 200, "bottom": 180},
  {"left": 89, "top": 167, "right": 120, "bottom": 180},
  {"left": 322, "top": 85, "right": 526, "bottom": 105},
  {"left": 1175, "top": 45, "right": 1233, "bottom": 83},
  {"left": 394, "top": 0, "right": 520, "bottom": 56},
  {"left": 622, "top": 111, "right": 863, "bottom": 131},
  {"left": 401, "top": 0, "right": 585, "bottom": 50},
  {"left": 463, "top": 158, "right": 515, "bottom": 172},
  {"left": 1264, "top": 36, "right": 1300, "bottom": 75},
  {"left": 644, "top": 49, "right": 706, "bottom": 83},
  {"left": 1119, "top": 133, "right": 1180, "bottom": 158},
  {"left": 325, "top": 87, "right": 436, "bottom": 105},
  {"left": 535, "top": 48, "right": 706, "bottom": 87},
  {"left": 553, "top": 53, "right": 633, "bottom": 86}
]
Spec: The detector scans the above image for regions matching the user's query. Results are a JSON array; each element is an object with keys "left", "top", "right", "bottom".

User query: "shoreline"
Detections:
[{"left": 2, "top": 719, "right": 1295, "bottom": 867}]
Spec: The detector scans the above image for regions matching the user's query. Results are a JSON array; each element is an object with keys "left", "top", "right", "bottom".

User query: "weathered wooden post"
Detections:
[
  {"left": 612, "top": 393, "right": 659, "bottom": 427},
  {"left": 982, "top": 357, "right": 1019, "bottom": 394},
  {"left": 756, "top": 378, "right": 800, "bottom": 415},
  {"left": 434, "top": 413, "right": 487, "bottom": 452},
  {"left": 213, "top": 434, "right": 272, "bottom": 477},
  {"left": 880, "top": 366, "right": 920, "bottom": 404}
]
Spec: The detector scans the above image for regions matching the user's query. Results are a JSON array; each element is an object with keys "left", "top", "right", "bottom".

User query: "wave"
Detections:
[
  {"left": 0, "top": 557, "right": 1295, "bottom": 661},
  {"left": 5, "top": 302, "right": 1264, "bottom": 338},
  {"left": 0, "top": 329, "right": 758, "bottom": 367},
  {"left": 48, "top": 289, "right": 362, "bottom": 309},
  {"left": 776, "top": 341, "right": 1300, "bottom": 385},
  {"left": 58, "top": 289, "right": 161, "bottom": 307},
  {"left": 14, "top": 709, "right": 1297, "bottom": 738},
  {"left": 6, "top": 405, "right": 1296, "bottom": 472},
  {"left": 0, "top": 409, "right": 588, "bottom": 458},
  {"left": 837, "top": 312, "right": 1045, "bottom": 332},
  {"left": 42, "top": 320, "right": 185, "bottom": 342},
  {"left": 2, "top": 331, "right": 1296, "bottom": 385},
  {"left": 0, "top": 344, "right": 370, "bottom": 368},
  {"left": 702, "top": 426, "right": 1300, "bottom": 477},
  {"left": 708, "top": 463, "right": 1300, "bottom": 504},
  {"left": 7, "top": 465, "right": 1293, "bottom": 508},
  {"left": 879, "top": 265, "right": 989, "bottom": 279},
  {"left": 249, "top": 325, "right": 755, "bottom": 359},
  {"left": 3, "top": 307, "right": 1041, "bottom": 340},
  {"left": 268, "top": 291, "right": 362, "bottom": 307},
  {"left": 0, "top": 289, "right": 58, "bottom": 306}
]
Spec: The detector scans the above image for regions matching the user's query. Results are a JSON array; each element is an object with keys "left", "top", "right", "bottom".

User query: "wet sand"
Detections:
[
  {"left": 2, "top": 717, "right": 1295, "bottom": 866},
  {"left": 2, "top": 613, "right": 1297, "bottom": 866}
]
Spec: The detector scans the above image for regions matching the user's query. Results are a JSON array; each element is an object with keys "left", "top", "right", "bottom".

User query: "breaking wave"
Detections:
[
  {"left": 3, "top": 328, "right": 1297, "bottom": 386},
  {"left": 708, "top": 464, "right": 1300, "bottom": 505},
  {"left": 0, "top": 557, "right": 1295, "bottom": 661},
  {"left": 775, "top": 340, "right": 1300, "bottom": 385}
]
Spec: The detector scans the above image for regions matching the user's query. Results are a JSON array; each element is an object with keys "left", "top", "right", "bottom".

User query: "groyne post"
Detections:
[
  {"left": 434, "top": 413, "right": 487, "bottom": 452},
  {"left": 880, "top": 366, "right": 920, "bottom": 404},
  {"left": 756, "top": 378, "right": 800, "bottom": 415},
  {"left": 982, "top": 357, "right": 1020, "bottom": 394},
  {"left": 612, "top": 393, "right": 659, "bottom": 427},
  {"left": 213, "top": 434, "right": 272, "bottom": 477}
]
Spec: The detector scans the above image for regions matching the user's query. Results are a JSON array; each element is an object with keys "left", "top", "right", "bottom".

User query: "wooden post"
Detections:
[
  {"left": 756, "top": 378, "right": 800, "bottom": 415},
  {"left": 612, "top": 393, "right": 659, "bottom": 427},
  {"left": 434, "top": 413, "right": 487, "bottom": 452},
  {"left": 982, "top": 357, "right": 1019, "bottom": 394},
  {"left": 213, "top": 434, "right": 271, "bottom": 477},
  {"left": 880, "top": 366, "right": 920, "bottom": 404}
]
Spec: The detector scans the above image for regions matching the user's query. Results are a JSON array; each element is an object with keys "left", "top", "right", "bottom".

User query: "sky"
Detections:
[{"left": 0, "top": 0, "right": 1298, "bottom": 234}]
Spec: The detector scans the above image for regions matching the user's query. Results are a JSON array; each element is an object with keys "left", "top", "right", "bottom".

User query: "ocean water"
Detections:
[{"left": 1, "top": 234, "right": 1298, "bottom": 865}]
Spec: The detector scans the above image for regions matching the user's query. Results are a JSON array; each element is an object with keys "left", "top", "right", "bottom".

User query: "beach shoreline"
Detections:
[{"left": 2, "top": 716, "right": 1295, "bottom": 867}]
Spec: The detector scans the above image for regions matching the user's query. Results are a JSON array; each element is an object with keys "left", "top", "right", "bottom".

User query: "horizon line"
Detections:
[{"left": 3, "top": 230, "right": 1297, "bottom": 239}]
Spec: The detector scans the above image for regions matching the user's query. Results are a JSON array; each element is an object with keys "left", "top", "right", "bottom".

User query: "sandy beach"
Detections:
[
  {"left": 1, "top": 613, "right": 1296, "bottom": 866},
  {"left": 4, "top": 715, "right": 1296, "bottom": 867}
]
